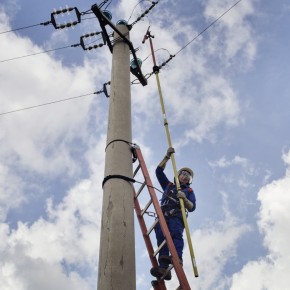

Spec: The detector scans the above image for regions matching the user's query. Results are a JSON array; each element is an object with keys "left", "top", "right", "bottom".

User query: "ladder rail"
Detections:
[{"left": 134, "top": 188, "right": 167, "bottom": 290}]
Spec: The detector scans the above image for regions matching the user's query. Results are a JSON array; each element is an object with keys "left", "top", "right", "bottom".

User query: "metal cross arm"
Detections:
[{"left": 91, "top": 4, "right": 147, "bottom": 86}]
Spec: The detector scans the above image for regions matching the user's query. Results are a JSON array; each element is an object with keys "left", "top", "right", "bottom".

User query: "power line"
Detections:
[
  {"left": 136, "top": 0, "right": 243, "bottom": 82},
  {"left": 0, "top": 23, "right": 46, "bottom": 35},
  {"left": 127, "top": 0, "right": 155, "bottom": 22},
  {"left": 0, "top": 91, "right": 102, "bottom": 116},
  {"left": 0, "top": 6, "right": 98, "bottom": 36},
  {"left": 0, "top": 1, "right": 158, "bottom": 64},
  {"left": 0, "top": 0, "right": 243, "bottom": 115},
  {"left": 175, "top": 0, "right": 242, "bottom": 56},
  {"left": 0, "top": 44, "right": 80, "bottom": 63}
]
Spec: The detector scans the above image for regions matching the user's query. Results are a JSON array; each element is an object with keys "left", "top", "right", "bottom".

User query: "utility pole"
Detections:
[{"left": 97, "top": 24, "right": 135, "bottom": 290}]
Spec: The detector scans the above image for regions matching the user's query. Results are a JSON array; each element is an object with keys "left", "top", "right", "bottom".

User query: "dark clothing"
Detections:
[
  {"left": 156, "top": 166, "right": 196, "bottom": 213},
  {"left": 155, "top": 166, "right": 196, "bottom": 268}
]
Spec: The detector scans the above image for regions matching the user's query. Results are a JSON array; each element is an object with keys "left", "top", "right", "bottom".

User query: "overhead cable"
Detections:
[
  {"left": 0, "top": 0, "right": 243, "bottom": 115},
  {"left": 0, "top": 23, "right": 46, "bottom": 35},
  {"left": 132, "top": 0, "right": 243, "bottom": 84},
  {"left": 0, "top": 91, "right": 104, "bottom": 116},
  {"left": 175, "top": 0, "right": 242, "bottom": 56},
  {"left": 0, "top": 44, "right": 80, "bottom": 63}
]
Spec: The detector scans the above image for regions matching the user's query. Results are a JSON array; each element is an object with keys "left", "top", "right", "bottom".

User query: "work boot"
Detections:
[
  {"left": 159, "top": 255, "right": 172, "bottom": 265},
  {"left": 159, "top": 255, "right": 183, "bottom": 266},
  {"left": 150, "top": 266, "right": 172, "bottom": 280}
]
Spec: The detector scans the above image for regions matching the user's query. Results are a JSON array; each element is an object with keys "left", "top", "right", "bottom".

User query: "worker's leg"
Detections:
[
  {"left": 154, "top": 221, "right": 169, "bottom": 268},
  {"left": 167, "top": 217, "right": 184, "bottom": 260}
]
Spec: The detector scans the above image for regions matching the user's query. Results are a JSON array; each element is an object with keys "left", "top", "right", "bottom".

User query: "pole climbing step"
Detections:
[{"left": 131, "top": 145, "right": 191, "bottom": 290}]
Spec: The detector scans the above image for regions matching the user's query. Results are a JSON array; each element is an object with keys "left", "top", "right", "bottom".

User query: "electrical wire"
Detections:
[
  {"left": 127, "top": 0, "right": 154, "bottom": 22},
  {"left": 131, "top": 0, "right": 243, "bottom": 84},
  {"left": 0, "top": 44, "right": 80, "bottom": 63},
  {"left": 142, "top": 48, "right": 172, "bottom": 63},
  {"left": 104, "top": 0, "right": 113, "bottom": 10},
  {"left": 129, "top": 0, "right": 159, "bottom": 27},
  {"left": 0, "top": 23, "right": 45, "bottom": 35},
  {"left": 174, "top": 0, "right": 242, "bottom": 56},
  {"left": 0, "top": 0, "right": 243, "bottom": 115},
  {"left": 0, "top": 92, "right": 102, "bottom": 116},
  {"left": 0, "top": 8, "right": 96, "bottom": 36}
]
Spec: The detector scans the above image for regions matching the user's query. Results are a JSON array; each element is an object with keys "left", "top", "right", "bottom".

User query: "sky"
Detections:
[{"left": 0, "top": 0, "right": 290, "bottom": 289}]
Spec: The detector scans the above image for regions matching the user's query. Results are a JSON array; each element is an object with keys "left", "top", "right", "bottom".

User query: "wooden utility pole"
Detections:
[{"left": 97, "top": 24, "right": 135, "bottom": 290}]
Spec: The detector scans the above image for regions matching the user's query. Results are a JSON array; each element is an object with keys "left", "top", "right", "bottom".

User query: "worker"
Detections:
[{"left": 150, "top": 147, "right": 196, "bottom": 280}]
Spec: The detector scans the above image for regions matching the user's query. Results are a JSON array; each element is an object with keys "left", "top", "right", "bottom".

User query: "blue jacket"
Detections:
[{"left": 156, "top": 166, "right": 196, "bottom": 213}]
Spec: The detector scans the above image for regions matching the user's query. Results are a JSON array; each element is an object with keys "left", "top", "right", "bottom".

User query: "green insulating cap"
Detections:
[
  {"left": 116, "top": 19, "right": 128, "bottom": 25},
  {"left": 103, "top": 10, "right": 112, "bottom": 20},
  {"left": 130, "top": 58, "right": 142, "bottom": 69}
]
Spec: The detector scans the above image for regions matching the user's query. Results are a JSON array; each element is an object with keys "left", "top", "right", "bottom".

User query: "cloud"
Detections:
[
  {"left": 126, "top": 0, "right": 258, "bottom": 145},
  {"left": 209, "top": 155, "right": 251, "bottom": 170},
  {"left": 0, "top": 9, "right": 107, "bottom": 289},
  {"left": 0, "top": 7, "right": 108, "bottom": 217},
  {"left": 204, "top": 0, "right": 257, "bottom": 68},
  {"left": 228, "top": 149, "right": 290, "bottom": 289},
  {"left": 0, "top": 164, "right": 26, "bottom": 221},
  {"left": 0, "top": 147, "right": 104, "bottom": 290},
  {"left": 175, "top": 191, "right": 251, "bottom": 290},
  {"left": 0, "top": 1, "right": 273, "bottom": 290}
]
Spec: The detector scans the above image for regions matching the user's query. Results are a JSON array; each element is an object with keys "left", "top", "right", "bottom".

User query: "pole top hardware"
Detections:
[
  {"left": 91, "top": 4, "right": 147, "bottom": 86},
  {"left": 51, "top": 7, "right": 81, "bottom": 30},
  {"left": 103, "top": 81, "right": 110, "bottom": 98},
  {"left": 80, "top": 31, "right": 106, "bottom": 51}
]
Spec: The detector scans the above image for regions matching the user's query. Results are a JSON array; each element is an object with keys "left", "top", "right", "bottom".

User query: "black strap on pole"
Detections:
[{"left": 102, "top": 174, "right": 136, "bottom": 187}]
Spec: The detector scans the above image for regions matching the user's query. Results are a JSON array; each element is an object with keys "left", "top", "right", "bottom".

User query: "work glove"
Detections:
[
  {"left": 158, "top": 147, "right": 175, "bottom": 169},
  {"left": 166, "top": 147, "right": 175, "bottom": 159},
  {"left": 177, "top": 191, "right": 194, "bottom": 211},
  {"left": 177, "top": 191, "right": 186, "bottom": 199}
]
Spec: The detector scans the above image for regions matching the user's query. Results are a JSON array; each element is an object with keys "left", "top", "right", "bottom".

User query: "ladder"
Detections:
[{"left": 131, "top": 145, "right": 191, "bottom": 290}]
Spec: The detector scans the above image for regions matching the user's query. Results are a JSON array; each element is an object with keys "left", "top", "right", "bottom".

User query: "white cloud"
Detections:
[
  {"left": 204, "top": 0, "right": 257, "bottom": 68},
  {"left": 0, "top": 154, "right": 104, "bottom": 290},
  {"left": 229, "top": 150, "right": 290, "bottom": 289},
  {"left": 209, "top": 155, "right": 251, "bottom": 170},
  {"left": 0, "top": 164, "right": 26, "bottom": 221},
  {"left": 176, "top": 191, "right": 251, "bottom": 290},
  {"left": 0, "top": 10, "right": 107, "bottom": 288},
  {"left": 0, "top": 1, "right": 281, "bottom": 290}
]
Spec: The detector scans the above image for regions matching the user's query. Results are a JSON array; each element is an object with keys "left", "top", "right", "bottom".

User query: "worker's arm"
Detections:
[
  {"left": 155, "top": 147, "right": 175, "bottom": 190},
  {"left": 158, "top": 147, "right": 175, "bottom": 169}
]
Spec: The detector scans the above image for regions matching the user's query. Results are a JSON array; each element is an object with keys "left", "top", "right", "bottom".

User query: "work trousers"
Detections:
[{"left": 154, "top": 216, "right": 184, "bottom": 268}]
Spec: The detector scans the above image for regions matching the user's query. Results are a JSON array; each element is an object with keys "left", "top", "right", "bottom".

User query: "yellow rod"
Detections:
[{"left": 154, "top": 72, "right": 199, "bottom": 277}]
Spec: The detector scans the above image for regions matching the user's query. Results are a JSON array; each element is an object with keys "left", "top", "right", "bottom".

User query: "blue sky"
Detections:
[{"left": 1, "top": 0, "right": 290, "bottom": 289}]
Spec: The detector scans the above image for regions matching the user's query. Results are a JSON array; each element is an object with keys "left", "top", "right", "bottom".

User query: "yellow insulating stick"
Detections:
[{"left": 154, "top": 72, "right": 199, "bottom": 277}]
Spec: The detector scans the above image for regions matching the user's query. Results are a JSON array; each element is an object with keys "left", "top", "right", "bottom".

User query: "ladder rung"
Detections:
[
  {"left": 133, "top": 164, "right": 141, "bottom": 177},
  {"left": 140, "top": 199, "right": 152, "bottom": 216},
  {"left": 136, "top": 182, "right": 146, "bottom": 198},
  {"left": 153, "top": 240, "right": 166, "bottom": 257},
  {"left": 146, "top": 219, "right": 159, "bottom": 236}
]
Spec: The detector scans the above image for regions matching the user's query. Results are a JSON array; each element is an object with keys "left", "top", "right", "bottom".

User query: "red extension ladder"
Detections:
[{"left": 131, "top": 145, "right": 191, "bottom": 290}]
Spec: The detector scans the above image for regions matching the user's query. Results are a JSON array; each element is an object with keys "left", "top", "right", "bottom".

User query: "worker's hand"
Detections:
[
  {"left": 177, "top": 191, "right": 194, "bottom": 210},
  {"left": 177, "top": 191, "right": 186, "bottom": 199},
  {"left": 166, "top": 147, "right": 175, "bottom": 158}
]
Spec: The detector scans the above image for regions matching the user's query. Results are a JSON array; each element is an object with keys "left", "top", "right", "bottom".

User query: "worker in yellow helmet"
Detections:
[{"left": 150, "top": 147, "right": 196, "bottom": 280}]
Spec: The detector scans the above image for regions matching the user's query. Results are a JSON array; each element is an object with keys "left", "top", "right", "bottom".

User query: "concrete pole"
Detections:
[{"left": 97, "top": 25, "right": 135, "bottom": 290}]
